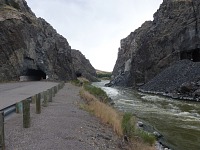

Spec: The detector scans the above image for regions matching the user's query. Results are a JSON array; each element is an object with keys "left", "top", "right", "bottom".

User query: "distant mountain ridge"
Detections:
[{"left": 96, "top": 69, "right": 111, "bottom": 74}]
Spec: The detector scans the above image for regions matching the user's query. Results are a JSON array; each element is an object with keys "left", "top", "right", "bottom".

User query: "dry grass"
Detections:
[
  {"left": 80, "top": 89, "right": 123, "bottom": 136},
  {"left": 96, "top": 69, "right": 111, "bottom": 74},
  {"left": 77, "top": 77, "right": 90, "bottom": 83},
  {"left": 80, "top": 88, "right": 156, "bottom": 150},
  {"left": 90, "top": 100, "right": 123, "bottom": 136},
  {"left": 70, "top": 77, "right": 90, "bottom": 86}
]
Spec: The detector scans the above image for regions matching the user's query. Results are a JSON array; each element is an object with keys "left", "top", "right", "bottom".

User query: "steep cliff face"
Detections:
[
  {"left": 0, "top": 0, "right": 97, "bottom": 82},
  {"left": 111, "top": 0, "right": 200, "bottom": 87},
  {"left": 0, "top": 0, "right": 76, "bottom": 81},
  {"left": 71, "top": 49, "right": 98, "bottom": 82}
]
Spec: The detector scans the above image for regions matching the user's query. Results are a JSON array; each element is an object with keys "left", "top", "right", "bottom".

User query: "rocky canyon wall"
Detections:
[
  {"left": 0, "top": 0, "right": 97, "bottom": 82},
  {"left": 71, "top": 49, "right": 98, "bottom": 82},
  {"left": 111, "top": 0, "right": 200, "bottom": 87}
]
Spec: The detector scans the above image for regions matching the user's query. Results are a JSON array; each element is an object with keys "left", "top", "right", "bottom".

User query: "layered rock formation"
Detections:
[
  {"left": 0, "top": 0, "right": 97, "bottom": 82},
  {"left": 71, "top": 49, "right": 98, "bottom": 82},
  {"left": 110, "top": 0, "right": 200, "bottom": 92}
]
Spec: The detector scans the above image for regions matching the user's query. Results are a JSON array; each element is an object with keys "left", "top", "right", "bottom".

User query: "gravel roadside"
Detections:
[{"left": 4, "top": 83, "right": 123, "bottom": 150}]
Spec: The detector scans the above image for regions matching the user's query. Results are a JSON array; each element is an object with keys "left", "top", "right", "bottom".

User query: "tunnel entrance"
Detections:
[
  {"left": 180, "top": 48, "right": 200, "bottom": 62},
  {"left": 26, "top": 69, "right": 46, "bottom": 80},
  {"left": 20, "top": 69, "right": 46, "bottom": 81},
  {"left": 75, "top": 71, "right": 82, "bottom": 77}
]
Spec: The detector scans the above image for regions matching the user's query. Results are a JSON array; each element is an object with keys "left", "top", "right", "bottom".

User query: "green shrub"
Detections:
[
  {"left": 122, "top": 112, "right": 156, "bottom": 146},
  {"left": 97, "top": 73, "right": 112, "bottom": 79},
  {"left": 122, "top": 112, "right": 136, "bottom": 138},
  {"left": 136, "top": 129, "right": 156, "bottom": 146},
  {"left": 83, "top": 84, "right": 109, "bottom": 103},
  {"left": 71, "top": 79, "right": 82, "bottom": 86}
]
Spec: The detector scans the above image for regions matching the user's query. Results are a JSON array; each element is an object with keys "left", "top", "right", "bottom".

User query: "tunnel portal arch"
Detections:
[
  {"left": 20, "top": 69, "right": 46, "bottom": 81},
  {"left": 180, "top": 48, "right": 200, "bottom": 62},
  {"left": 75, "top": 71, "right": 82, "bottom": 77}
]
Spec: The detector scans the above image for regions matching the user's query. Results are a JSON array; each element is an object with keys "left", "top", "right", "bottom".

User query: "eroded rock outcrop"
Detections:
[
  {"left": 110, "top": 0, "right": 200, "bottom": 91},
  {"left": 0, "top": 0, "right": 97, "bottom": 82},
  {"left": 71, "top": 49, "right": 98, "bottom": 82}
]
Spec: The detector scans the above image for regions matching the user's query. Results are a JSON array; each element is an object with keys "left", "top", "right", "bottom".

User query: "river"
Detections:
[{"left": 92, "top": 80, "right": 200, "bottom": 150}]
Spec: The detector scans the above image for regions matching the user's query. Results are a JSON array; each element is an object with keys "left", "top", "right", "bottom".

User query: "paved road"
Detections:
[{"left": 0, "top": 81, "right": 59, "bottom": 110}]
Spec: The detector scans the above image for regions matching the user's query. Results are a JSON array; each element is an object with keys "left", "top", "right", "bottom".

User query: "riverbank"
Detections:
[
  {"left": 93, "top": 80, "right": 200, "bottom": 150},
  {"left": 5, "top": 83, "right": 122, "bottom": 149},
  {"left": 107, "top": 60, "right": 200, "bottom": 102},
  {"left": 139, "top": 60, "right": 200, "bottom": 102},
  {"left": 80, "top": 82, "right": 156, "bottom": 150}
]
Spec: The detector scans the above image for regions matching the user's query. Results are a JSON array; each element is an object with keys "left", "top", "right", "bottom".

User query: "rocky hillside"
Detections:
[
  {"left": 0, "top": 0, "right": 97, "bottom": 82},
  {"left": 140, "top": 60, "right": 200, "bottom": 100},
  {"left": 110, "top": 0, "right": 200, "bottom": 91},
  {"left": 71, "top": 49, "right": 98, "bottom": 82}
]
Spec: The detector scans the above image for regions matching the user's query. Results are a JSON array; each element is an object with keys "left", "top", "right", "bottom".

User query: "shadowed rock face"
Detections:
[
  {"left": 71, "top": 49, "right": 98, "bottom": 82},
  {"left": 0, "top": 0, "right": 76, "bottom": 81},
  {"left": 111, "top": 0, "right": 200, "bottom": 87},
  {"left": 0, "top": 0, "right": 97, "bottom": 82}
]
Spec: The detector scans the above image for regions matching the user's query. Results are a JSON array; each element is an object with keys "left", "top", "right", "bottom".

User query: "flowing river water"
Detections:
[{"left": 92, "top": 81, "right": 200, "bottom": 150}]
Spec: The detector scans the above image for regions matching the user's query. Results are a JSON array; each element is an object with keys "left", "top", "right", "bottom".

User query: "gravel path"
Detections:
[{"left": 4, "top": 83, "right": 122, "bottom": 150}]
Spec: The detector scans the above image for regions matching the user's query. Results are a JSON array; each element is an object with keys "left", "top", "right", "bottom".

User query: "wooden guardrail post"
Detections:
[
  {"left": 54, "top": 86, "right": 58, "bottom": 94},
  {"left": 46, "top": 90, "right": 49, "bottom": 102},
  {"left": 48, "top": 89, "right": 52, "bottom": 102},
  {"left": 61, "top": 82, "right": 65, "bottom": 88},
  {"left": 23, "top": 99, "right": 30, "bottom": 128},
  {"left": 16, "top": 102, "right": 23, "bottom": 114},
  {"left": 56, "top": 85, "right": 58, "bottom": 93},
  {"left": 58, "top": 83, "right": 61, "bottom": 90},
  {"left": 0, "top": 111, "right": 5, "bottom": 150},
  {"left": 52, "top": 87, "right": 55, "bottom": 97},
  {"left": 63, "top": 82, "right": 65, "bottom": 88},
  {"left": 36, "top": 93, "right": 41, "bottom": 114},
  {"left": 60, "top": 82, "right": 63, "bottom": 89},
  {"left": 43, "top": 91, "right": 48, "bottom": 107},
  {"left": 31, "top": 95, "right": 37, "bottom": 104}
]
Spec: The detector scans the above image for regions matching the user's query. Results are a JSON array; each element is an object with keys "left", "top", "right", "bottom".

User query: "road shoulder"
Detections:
[{"left": 5, "top": 83, "right": 122, "bottom": 150}]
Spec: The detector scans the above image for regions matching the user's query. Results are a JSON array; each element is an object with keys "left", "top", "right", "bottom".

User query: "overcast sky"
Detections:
[{"left": 26, "top": 0, "right": 163, "bottom": 72}]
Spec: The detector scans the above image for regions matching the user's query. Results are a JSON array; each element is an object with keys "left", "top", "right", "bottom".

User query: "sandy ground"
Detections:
[{"left": 4, "top": 83, "right": 123, "bottom": 150}]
